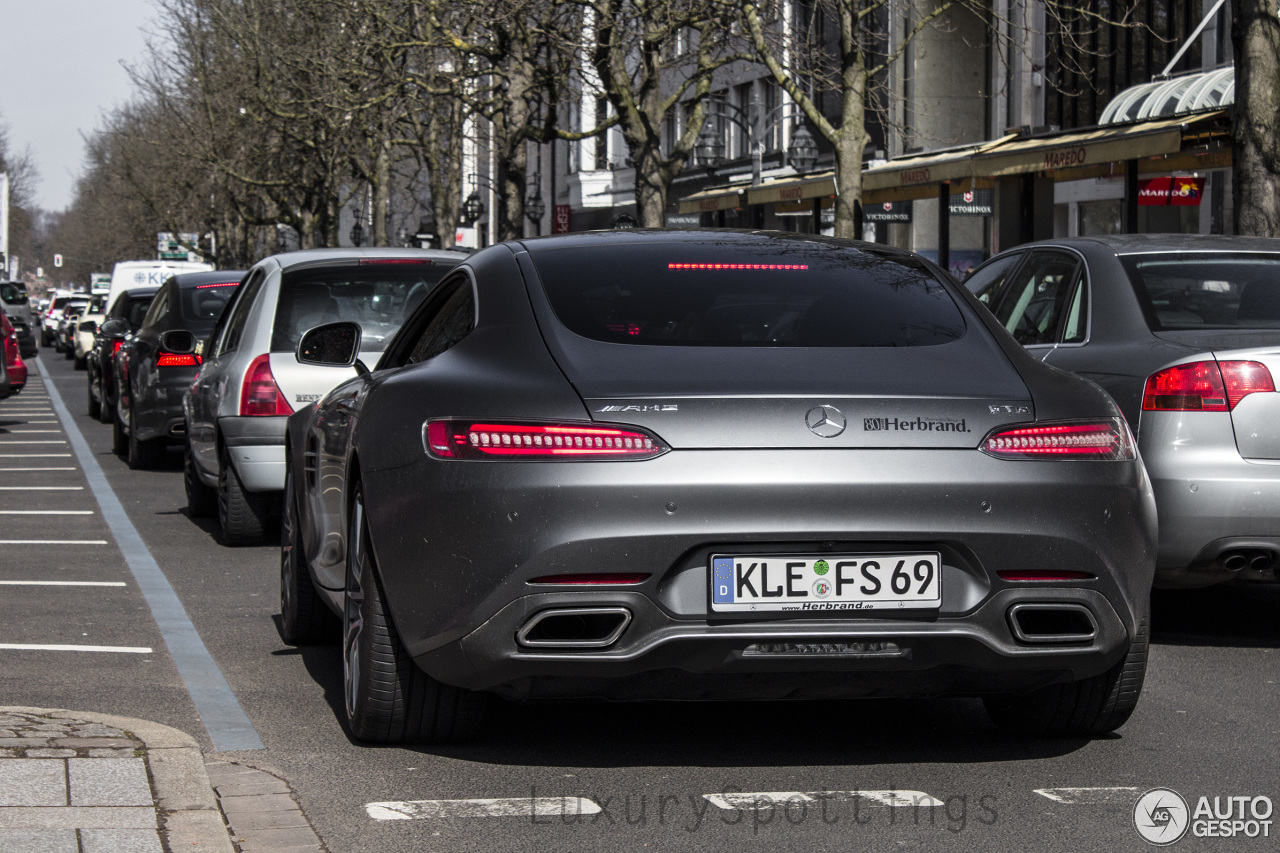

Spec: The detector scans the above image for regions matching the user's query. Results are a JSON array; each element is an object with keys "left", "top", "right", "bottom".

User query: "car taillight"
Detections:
[
  {"left": 157, "top": 353, "right": 201, "bottom": 367},
  {"left": 423, "top": 420, "right": 669, "bottom": 460},
  {"left": 981, "top": 418, "right": 1135, "bottom": 460},
  {"left": 360, "top": 258, "right": 430, "bottom": 265},
  {"left": 111, "top": 339, "right": 124, "bottom": 356},
  {"left": 240, "top": 354, "right": 294, "bottom": 416},
  {"left": 1143, "top": 360, "right": 1275, "bottom": 412}
]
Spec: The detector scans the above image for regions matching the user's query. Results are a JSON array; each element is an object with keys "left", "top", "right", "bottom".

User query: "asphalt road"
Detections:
[{"left": 3, "top": 349, "right": 1278, "bottom": 852}]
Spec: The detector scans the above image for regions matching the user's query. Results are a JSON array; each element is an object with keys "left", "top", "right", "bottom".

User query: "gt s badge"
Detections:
[
  {"left": 597, "top": 404, "right": 679, "bottom": 413},
  {"left": 989, "top": 403, "right": 1032, "bottom": 414}
]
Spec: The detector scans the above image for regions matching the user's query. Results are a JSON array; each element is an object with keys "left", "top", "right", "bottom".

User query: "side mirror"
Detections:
[
  {"left": 160, "top": 329, "right": 197, "bottom": 354},
  {"left": 78, "top": 320, "right": 98, "bottom": 334},
  {"left": 99, "top": 318, "right": 129, "bottom": 337},
  {"left": 297, "top": 321, "right": 363, "bottom": 368}
]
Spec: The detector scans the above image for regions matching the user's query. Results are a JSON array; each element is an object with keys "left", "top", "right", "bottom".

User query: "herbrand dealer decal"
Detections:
[{"left": 864, "top": 417, "right": 970, "bottom": 433}]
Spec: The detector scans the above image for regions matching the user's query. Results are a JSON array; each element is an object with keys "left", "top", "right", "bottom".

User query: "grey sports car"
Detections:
[{"left": 281, "top": 230, "right": 1156, "bottom": 744}]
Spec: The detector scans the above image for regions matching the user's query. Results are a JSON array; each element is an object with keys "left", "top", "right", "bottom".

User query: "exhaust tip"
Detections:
[
  {"left": 1008, "top": 603, "right": 1097, "bottom": 644},
  {"left": 1221, "top": 551, "right": 1250, "bottom": 572},
  {"left": 517, "top": 607, "right": 632, "bottom": 649}
]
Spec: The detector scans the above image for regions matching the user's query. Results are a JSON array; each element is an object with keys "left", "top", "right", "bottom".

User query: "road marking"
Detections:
[
  {"left": 0, "top": 581, "right": 125, "bottom": 587},
  {"left": 0, "top": 441, "right": 68, "bottom": 445},
  {"left": 703, "top": 790, "right": 944, "bottom": 810},
  {"left": 35, "top": 357, "right": 265, "bottom": 752},
  {"left": 0, "top": 540, "right": 109, "bottom": 545},
  {"left": 0, "top": 453, "right": 74, "bottom": 457},
  {"left": 1034, "top": 787, "right": 1140, "bottom": 804},
  {"left": 0, "top": 510, "right": 94, "bottom": 515},
  {"left": 367, "top": 797, "right": 603, "bottom": 820},
  {"left": 0, "top": 486, "right": 83, "bottom": 490},
  {"left": 0, "top": 467, "right": 78, "bottom": 471},
  {"left": 6, "top": 430, "right": 64, "bottom": 433},
  {"left": 0, "top": 643, "right": 152, "bottom": 654}
]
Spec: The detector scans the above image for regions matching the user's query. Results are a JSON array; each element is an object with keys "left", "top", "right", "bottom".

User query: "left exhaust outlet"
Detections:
[{"left": 516, "top": 607, "right": 632, "bottom": 649}]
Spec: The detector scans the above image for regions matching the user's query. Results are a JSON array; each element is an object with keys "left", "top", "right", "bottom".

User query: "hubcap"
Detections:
[{"left": 343, "top": 496, "right": 365, "bottom": 719}]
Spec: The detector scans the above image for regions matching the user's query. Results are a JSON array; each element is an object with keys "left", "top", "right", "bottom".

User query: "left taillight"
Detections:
[
  {"left": 239, "top": 354, "right": 293, "bottom": 416},
  {"left": 423, "top": 420, "right": 669, "bottom": 460},
  {"left": 981, "top": 418, "right": 1136, "bottom": 461},
  {"left": 1143, "top": 359, "right": 1275, "bottom": 412}
]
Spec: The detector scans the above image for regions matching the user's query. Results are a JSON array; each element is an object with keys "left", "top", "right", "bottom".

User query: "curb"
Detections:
[{"left": 1, "top": 706, "right": 235, "bottom": 852}]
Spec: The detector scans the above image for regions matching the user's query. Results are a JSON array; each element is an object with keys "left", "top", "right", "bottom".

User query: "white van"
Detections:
[{"left": 107, "top": 260, "right": 214, "bottom": 313}]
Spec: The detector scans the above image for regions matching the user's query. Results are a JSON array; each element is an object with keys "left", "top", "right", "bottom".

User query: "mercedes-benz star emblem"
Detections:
[{"left": 806, "top": 405, "right": 846, "bottom": 438}]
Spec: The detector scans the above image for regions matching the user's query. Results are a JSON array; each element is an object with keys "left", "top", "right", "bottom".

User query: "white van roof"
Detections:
[{"left": 107, "top": 260, "right": 215, "bottom": 312}]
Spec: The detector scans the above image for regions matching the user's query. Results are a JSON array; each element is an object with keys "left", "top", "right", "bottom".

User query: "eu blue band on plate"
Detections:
[{"left": 712, "top": 557, "right": 735, "bottom": 604}]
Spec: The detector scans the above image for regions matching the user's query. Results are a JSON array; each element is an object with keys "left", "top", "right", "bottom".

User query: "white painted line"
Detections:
[
  {"left": 367, "top": 797, "right": 603, "bottom": 821},
  {"left": 0, "top": 454, "right": 73, "bottom": 457},
  {"left": 0, "top": 581, "right": 126, "bottom": 587},
  {"left": 0, "top": 467, "right": 78, "bottom": 471},
  {"left": 703, "top": 790, "right": 945, "bottom": 809},
  {"left": 0, "top": 540, "right": 109, "bottom": 545},
  {"left": 0, "top": 510, "right": 94, "bottom": 515},
  {"left": 0, "top": 643, "right": 152, "bottom": 654},
  {"left": 6, "top": 430, "right": 64, "bottom": 434},
  {"left": 1034, "top": 787, "right": 1140, "bottom": 805},
  {"left": 0, "top": 441, "right": 68, "bottom": 444},
  {"left": 0, "top": 486, "right": 83, "bottom": 490}
]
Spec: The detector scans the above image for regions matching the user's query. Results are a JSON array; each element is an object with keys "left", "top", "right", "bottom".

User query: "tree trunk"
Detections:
[
  {"left": 372, "top": 135, "right": 392, "bottom": 246},
  {"left": 1232, "top": 0, "right": 1280, "bottom": 235},
  {"left": 634, "top": 147, "right": 668, "bottom": 228}
]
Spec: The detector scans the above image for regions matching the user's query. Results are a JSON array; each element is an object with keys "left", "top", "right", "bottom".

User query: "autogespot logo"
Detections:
[
  {"left": 806, "top": 405, "right": 846, "bottom": 438},
  {"left": 1135, "top": 788, "right": 1190, "bottom": 845}
]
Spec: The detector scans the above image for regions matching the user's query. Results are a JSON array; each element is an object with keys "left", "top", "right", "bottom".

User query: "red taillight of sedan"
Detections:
[
  {"left": 1143, "top": 360, "right": 1275, "bottom": 412},
  {"left": 240, "top": 354, "right": 294, "bottom": 416},
  {"left": 423, "top": 420, "right": 669, "bottom": 460},
  {"left": 981, "top": 419, "right": 1136, "bottom": 460}
]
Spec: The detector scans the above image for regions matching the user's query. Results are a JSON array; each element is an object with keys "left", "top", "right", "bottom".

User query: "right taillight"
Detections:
[
  {"left": 981, "top": 418, "right": 1136, "bottom": 461},
  {"left": 423, "top": 419, "right": 669, "bottom": 460},
  {"left": 239, "top": 354, "right": 294, "bottom": 416},
  {"left": 1143, "top": 360, "right": 1275, "bottom": 412}
]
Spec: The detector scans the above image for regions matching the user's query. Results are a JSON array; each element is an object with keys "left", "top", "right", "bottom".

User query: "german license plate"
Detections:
[{"left": 710, "top": 553, "right": 942, "bottom": 613}]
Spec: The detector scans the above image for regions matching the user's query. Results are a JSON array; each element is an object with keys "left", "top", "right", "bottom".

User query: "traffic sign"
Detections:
[{"left": 54, "top": 253, "right": 63, "bottom": 267}]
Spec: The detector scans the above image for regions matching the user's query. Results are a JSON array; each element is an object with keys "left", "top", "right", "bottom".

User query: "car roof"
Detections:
[
  {"left": 1021, "top": 234, "right": 1280, "bottom": 255},
  {"left": 170, "top": 270, "right": 246, "bottom": 288},
  {"left": 266, "top": 247, "right": 470, "bottom": 271}
]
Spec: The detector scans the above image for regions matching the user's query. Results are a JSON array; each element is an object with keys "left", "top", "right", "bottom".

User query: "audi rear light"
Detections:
[
  {"left": 423, "top": 420, "right": 669, "bottom": 460},
  {"left": 1219, "top": 361, "right": 1275, "bottom": 408},
  {"left": 240, "top": 354, "right": 293, "bottom": 416},
  {"left": 157, "top": 353, "right": 201, "bottom": 367},
  {"left": 981, "top": 418, "right": 1135, "bottom": 461},
  {"left": 1143, "top": 360, "right": 1275, "bottom": 412}
]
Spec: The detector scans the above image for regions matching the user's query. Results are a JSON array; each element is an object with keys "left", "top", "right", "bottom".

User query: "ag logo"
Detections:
[{"left": 1134, "top": 788, "right": 1189, "bottom": 845}]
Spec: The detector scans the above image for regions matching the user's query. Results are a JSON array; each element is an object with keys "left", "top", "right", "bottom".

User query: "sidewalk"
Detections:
[{"left": 0, "top": 708, "right": 324, "bottom": 852}]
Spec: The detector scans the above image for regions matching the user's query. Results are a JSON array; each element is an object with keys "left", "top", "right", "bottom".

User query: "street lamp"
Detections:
[
  {"left": 349, "top": 221, "right": 364, "bottom": 247},
  {"left": 787, "top": 126, "right": 819, "bottom": 174},
  {"left": 695, "top": 126, "right": 727, "bottom": 170},
  {"left": 696, "top": 95, "right": 818, "bottom": 185},
  {"left": 460, "top": 190, "right": 485, "bottom": 226},
  {"left": 524, "top": 186, "right": 546, "bottom": 224}
]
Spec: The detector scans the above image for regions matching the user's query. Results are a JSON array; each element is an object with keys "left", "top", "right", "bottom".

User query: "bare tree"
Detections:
[{"left": 1232, "top": 0, "right": 1280, "bottom": 236}]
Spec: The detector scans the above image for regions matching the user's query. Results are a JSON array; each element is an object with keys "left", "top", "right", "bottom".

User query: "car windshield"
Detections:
[
  {"left": 125, "top": 295, "right": 155, "bottom": 329},
  {"left": 271, "top": 261, "right": 457, "bottom": 354},
  {"left": 179, "top": 281, "right": 239, "bottom": 331},
  {"left": 1121, "top": 252, "right": 1280, "bottom": 330},
  {"left": 1, "top": 282, "right": 28, "bottom": 305},
  {"left": 528, "top": 242, "right": 965, "bottom": 346}
]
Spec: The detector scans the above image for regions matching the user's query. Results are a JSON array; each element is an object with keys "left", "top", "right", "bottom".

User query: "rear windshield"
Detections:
[
  {"left": 1, "top": 282, "right": 28, "bottom": 305},
  {"left": 179, "top": 281, "right": 238, "bottom": 330},
  {"left": 271, "top": 261, "right": 456, "bottom": 353},
  {"left": 528, "top": 243, "right": 965, "bottom": 346},
  {"left": 1121, "top": 253, "right": 1280, "bottom": 330},
  {"left": 125, "top": 294, "right": 155, "bottom": 329}
]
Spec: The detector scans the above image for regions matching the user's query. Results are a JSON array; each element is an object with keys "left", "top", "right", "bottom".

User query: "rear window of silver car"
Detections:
[
  {"left": 1121, "top": 252, "right": 1280, "bottom": 330},
  {"left": 271, "top": 263, "right": 456, "bottom": 354},
  {"left": 528, "top": 243, "right": 965, "bottom": 346}
]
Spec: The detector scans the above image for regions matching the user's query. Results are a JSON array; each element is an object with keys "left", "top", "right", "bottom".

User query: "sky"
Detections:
[{"left": 1, "top": 0, "right": 158, "bottom": 212}]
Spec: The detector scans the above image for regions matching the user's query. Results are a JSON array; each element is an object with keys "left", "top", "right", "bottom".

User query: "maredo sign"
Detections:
[{"left": 1138, "top": 176, "right": 1205, "bottom": 206}]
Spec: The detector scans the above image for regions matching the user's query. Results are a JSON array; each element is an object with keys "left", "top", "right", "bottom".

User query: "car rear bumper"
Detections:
[
  {"left": 360, "top": 448, "right": 1156, "bottom": 699},
  {"left": 220, "top": 416, "right": 287, "bottom": 492}
]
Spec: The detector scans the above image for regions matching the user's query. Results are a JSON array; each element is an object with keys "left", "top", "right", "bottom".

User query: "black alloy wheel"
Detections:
[
  {"left": 126, "top": 403, "right": 166, "bottom": 470},
  {"left": 280, "top": 469, "right": 335, "bottom": 644},
  {"left": 184, "top": 444, "right": 217, "bottom": 518},
  {"left": 86, "top": 373, "right": 100, "bottom": 418},
  {"left": 216, "top": 447, "right": 269, "bottom": 545}
]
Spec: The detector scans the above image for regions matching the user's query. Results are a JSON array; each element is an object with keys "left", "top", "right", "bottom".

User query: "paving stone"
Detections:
[
  {"left": 69, "top": 758, "right": 153, "bottom": 807},
  {"left": 0, "top": 828, "right": 79, "bottom": 852},
  {"left": 0, "top": 730, "right": 15, "bottom": 738},
  {"left": 0, "top": 806, "right": 156, "bottom": 829},
  {"left": 217, "top": 793, "right": 302, "bottom": 814},
  {"left": 87, "top": 749, "right": 139, "bottom": 759},
  {"left": 26, "top": 749, "right": 77, "bottom": 758},
  {"left": 0, "top": 759, "right": 67, "bottom": 806},
  {"left": 0, "top": 749, "right": 19, "bottom": 758},
  {"left": 227, "top": 826, "right": 324, "bottom": 848},
  {"left": 226, "top": 808, "right": 312, "bottom": 831},
  {"left": 212, "top": 777, "right": 290, "bottom": 797},
  {"left": 0, "top": 739, "right": 55, "bottom": 749},
  {"left": 52, "top": 738, "right": 137, "bottom": 749},
  {"left": 80, "top": 828, "right": 164, "bottom": 853}
]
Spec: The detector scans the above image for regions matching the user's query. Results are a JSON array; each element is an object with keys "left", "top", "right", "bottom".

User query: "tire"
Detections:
[
  {"left": 64, "top": 345, "right": 74, "bottom": 360},
  {"left": 96, "top": 372, "right": 114, "bottom": 424},
  {"left": 184, "top": 444, "right": 217, "bottom": 518},
  {"left": 984, "top": 618, "right": 1149, "bottom": 737},
  {"left": 343, "top": 488, "right": 488, "bottom": 744},
  {"left": 280, "top": 472, "right": 337, "bottom": 644},
  {"left": 87, "top": 375, "right": 100, "bottom": 419},
  {"left": 74, "top": 354, "right": 86, "bottom": 370},
  {"left": 111, "top": 408, "right": 127, "bottom": 456},
  {"left": 217, "top": 448, "right": 269, "bottom": 545},
  {"left": 126, "top": 404, "right": 166, "bottom": 470}
]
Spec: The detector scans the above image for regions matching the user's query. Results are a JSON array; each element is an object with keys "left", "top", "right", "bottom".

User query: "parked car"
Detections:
[
  {"left": 113, "top": 270, "right": 244, "bottom": 469},
  {"left": 0, "top": 280, "right": 38, "bottom": 357},
  {"left": 56, "top": 303, "right": 88, "bottom": 356},
  {"left": 184, "top": 247, "right": 467, "bottom": 545},
  {"left": 87, "top": 286, "right": 160, "bottom": 433},
  {"left": 964, "top": 234, "right": 1280, "bottom": 589},
  {"left": 73, "top": 294, "right": 109, "bottom": 370},
  {"left": 1, "top": 305, "right": 27, "bottom": 394},
  {"left": 41, "top": 290, "right": 77, "bottom": 346},
  {"left": 280, "top": 230, "right": 1156, "bottom": 744}
]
